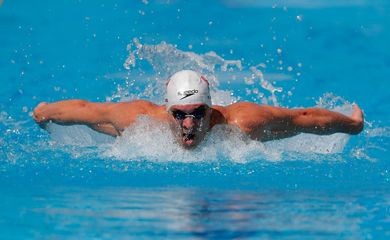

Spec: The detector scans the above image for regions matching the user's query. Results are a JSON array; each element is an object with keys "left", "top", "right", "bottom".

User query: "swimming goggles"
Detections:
[{"left": 171, "top": 107, "right": 207, "bottom": 120}]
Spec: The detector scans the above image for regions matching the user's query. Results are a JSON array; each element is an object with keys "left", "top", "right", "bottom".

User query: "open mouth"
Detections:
[{"left": 183, "top": 133, "right": 195, "bottom": 145}]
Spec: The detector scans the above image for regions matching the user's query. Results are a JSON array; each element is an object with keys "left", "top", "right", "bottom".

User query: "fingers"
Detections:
[
  {"left": 33, "top": 102, "right": 52, "bottom": 131},
  {"left": 33, "top": 102, "right": 49, "bottom": 123}
]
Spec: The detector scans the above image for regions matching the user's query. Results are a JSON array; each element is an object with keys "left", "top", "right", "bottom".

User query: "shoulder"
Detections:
[
  {"left": 216, "top": 102, "right": 276, "bottom": 132},
  {"left": 224, "top": 102, "right": 274, "bottom": 119}
]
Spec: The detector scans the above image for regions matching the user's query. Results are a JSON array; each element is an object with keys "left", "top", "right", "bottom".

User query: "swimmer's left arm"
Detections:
[{"left": 261, "top": 104, "right": 364, "bottom": 140}]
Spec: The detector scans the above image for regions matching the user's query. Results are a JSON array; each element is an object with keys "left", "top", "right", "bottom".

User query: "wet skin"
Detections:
[{"left": 33, "top": 100, "right": 364, "bottom": 149}]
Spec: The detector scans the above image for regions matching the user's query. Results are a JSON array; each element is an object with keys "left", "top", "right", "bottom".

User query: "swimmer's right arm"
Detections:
[{"left": 33, "top": 100, "right": 121, "bottom": 136}]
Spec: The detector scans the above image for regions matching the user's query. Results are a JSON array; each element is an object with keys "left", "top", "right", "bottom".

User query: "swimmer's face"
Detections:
[{"left": 168, "top": 104, "right": 211, "bottom": 149}]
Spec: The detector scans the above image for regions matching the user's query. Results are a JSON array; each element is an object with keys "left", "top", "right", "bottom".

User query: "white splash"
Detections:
[
  {"left": 123, "top": 38, "right": 243, "bottom": 88},
  {"left": 36, "top": 42, "right": 376, "bottom": 163},
  {"left": 122, "top": 39, "right": 287, "bottom": 106},
  {"left": 103, "top": 117, "right": 283, "bottom": 163},
  {"left": 45, "top": 113, "right": 353, "bottom": 163}
]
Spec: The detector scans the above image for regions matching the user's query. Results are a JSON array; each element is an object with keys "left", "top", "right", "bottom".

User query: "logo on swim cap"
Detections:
[
  {"left": 178, "top": 89, "right": 199, "bottom": 100},
  {"left": 166, "top": 70, "right": 212, "bottom": 110}
]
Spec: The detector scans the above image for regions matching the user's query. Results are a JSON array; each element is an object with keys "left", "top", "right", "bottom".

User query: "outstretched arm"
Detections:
[
  {"left": 261, "top": 104, "right": 364, "bottom": 141},
  {"left": 228, "top": 102, "right": 364, "bottom": 141},
  {"left": 33, "top": 100, "right": 120, "bottom": 136}
]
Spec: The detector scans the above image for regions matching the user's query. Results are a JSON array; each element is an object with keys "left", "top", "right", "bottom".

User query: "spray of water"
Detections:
[
  {"left": 16, "top": 40, "right": 384, "bottom": 163},
  {"left": 122, "top": 38, "right": 288, "bottom": 106}
]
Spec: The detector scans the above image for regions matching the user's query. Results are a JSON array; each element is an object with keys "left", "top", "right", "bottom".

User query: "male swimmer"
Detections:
[{"left": 33, "top": 70, "right": 364, "bottom": 149}]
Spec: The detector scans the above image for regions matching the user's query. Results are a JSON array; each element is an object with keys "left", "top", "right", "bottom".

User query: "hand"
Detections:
[
  {"left": 350, "top": 104, "right": 364, "bottom": 134},
  {"left": 33, "top": 102, "right": 50, "bottom": 129}
]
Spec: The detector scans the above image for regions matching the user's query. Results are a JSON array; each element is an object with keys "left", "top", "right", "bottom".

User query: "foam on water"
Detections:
[
  {"left": 103, "top": 117, "right": 278, "bottom": 163},
  {"left": 46, "top": 115, "right": 349, "bottom": 164}
]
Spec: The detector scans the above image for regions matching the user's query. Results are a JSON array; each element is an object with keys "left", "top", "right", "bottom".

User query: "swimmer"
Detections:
[{"left": 33, "top": 70, "right": 364, "bottom": 149}]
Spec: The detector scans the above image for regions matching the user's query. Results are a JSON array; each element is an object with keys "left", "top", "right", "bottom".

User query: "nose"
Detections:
[{"left": 182, "top": 116, "right": 195, "bottom": 130}]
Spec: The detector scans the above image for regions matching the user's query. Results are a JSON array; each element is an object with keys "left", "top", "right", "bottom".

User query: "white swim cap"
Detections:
[{"left": 165, "top": 70, "right": 212, "bottom": 110}]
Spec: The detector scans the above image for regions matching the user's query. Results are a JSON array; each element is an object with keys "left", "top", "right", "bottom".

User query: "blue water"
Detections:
[{"left": 1, "top": 0, "right": 390, "bottom": 239}]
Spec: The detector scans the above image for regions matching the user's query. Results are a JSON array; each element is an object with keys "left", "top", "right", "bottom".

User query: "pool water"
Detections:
[{"left": 1, "top": 0, "right": 390, "bottom": 239}]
